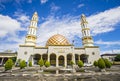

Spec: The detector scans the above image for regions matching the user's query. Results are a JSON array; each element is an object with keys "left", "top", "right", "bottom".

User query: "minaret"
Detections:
[
  {"left": 25, "top": 12, "right": 38, "bottom": 45},
  {"left": 81, "top": 14, "right": 94, "bottom": 46}
]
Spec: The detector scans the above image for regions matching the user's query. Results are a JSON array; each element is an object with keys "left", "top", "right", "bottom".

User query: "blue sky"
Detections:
[{"left": 0, "top": 0, "right": 120, "bottom": 54}]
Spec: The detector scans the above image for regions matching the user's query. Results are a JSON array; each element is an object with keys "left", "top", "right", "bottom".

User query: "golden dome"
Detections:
[{"left": 46, "top": 34, "right": 70, "bottom": 46}]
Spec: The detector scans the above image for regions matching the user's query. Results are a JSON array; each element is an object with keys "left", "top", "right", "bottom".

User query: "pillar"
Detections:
[
  {"left": 72, "top": 54, "right": 75, "bottom": 65},
  {"left": 41, "top": 55, "right": 42, "bottom": 59},
  {"left": 48, "top": 54, "right": 50, "bottom": 62},
  {"left": 56, "top": 55, "right": 58, "bottom": 67},
  {"left": 78, "top": 55, "right": 80, "bottom": 60},
  {"left": 64, "top": 55, "right": 67, "bottom": 68},
  {"left": 31, "top": 55, "right": 34, "bottom": 65}
]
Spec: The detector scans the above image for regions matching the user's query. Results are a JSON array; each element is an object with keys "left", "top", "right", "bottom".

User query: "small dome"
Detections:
[{"left": 46, "top": 34, "right": 70, "bottom": 46}]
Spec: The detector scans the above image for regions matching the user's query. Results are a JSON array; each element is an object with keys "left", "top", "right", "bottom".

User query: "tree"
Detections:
[
  {"left": 77, "top": 60, "right": 84, "bottom": 68},
  {"left": 45, "top": 61, "right": 50, "bottom": 67},
  {"left": 38, "top": 58, "right": 44, "bottom": 67},
  {"left": 29, "top": 61, "right": 32, "bottom": 67},
  {"left": 98, "top": 58, "right": 105, "bottom": 69},
  {"left": 4, "top": 59, "right": 14, "bottom": 71},
  {"left": 93, "top": 61, "right": 98, "bottom": 67},
  {"left": 19, "top": 60, "right": 27, "bottom": 69},
  {"left": 104, "top": 59, "right": 112, "bottom": 68},
  {"left": 114, "top": 54, "right": 120, "bottom": 61}
]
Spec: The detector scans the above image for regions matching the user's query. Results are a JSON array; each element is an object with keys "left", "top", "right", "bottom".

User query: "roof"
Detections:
[{"left": 101, "top": 54, "right": 119, "bottom": 56}]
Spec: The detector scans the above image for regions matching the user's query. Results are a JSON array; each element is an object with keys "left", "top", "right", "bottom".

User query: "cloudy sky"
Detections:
[{"left": 0, "top": 0, "right": 120, "bottom": 54}]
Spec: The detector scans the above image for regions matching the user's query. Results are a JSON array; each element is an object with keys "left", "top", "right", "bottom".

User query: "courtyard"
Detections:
[{"left": 0, "top": 65, "right": 120, "bottom": 81}]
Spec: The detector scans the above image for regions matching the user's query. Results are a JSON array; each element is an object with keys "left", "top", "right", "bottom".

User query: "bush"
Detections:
[
  {"left": 77, "top": 60, "right": 84, "bottom": 68},
  {"left": 29, "top": 61, "right": 32, "bottom": 67},
  {"left": 38, "top": 58, "right": 44, "bottom": 67},
  {"left": 93, "top": 61, "right": 98, "bottom": 67},
  {"left": 98, "top": 58, "right": 105, "bottom": 69},
  {"left": 70, "top": 60, "right": 74, "bottom": 66},
  {"left": 4, "top": 59, "right": 14, "bottom": 71},
  {"left": 45, "top": 61, "right": 50, "bottom": 67},
  {"left": 19, "top": 60, "right": 27, "bottom": 69},
  {"left": 11, "top": 57, "right": 16, "bottom": 64},
  {"left": 104, "top": 59, "right": 112, "bottom": 68}
]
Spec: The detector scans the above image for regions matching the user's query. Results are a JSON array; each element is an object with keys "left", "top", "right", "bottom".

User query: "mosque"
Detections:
[{"left": 17, "top": 12, "right": 100, "bottom": 67}]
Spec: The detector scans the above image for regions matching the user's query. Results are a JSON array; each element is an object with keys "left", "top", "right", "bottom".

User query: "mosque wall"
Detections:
[
  {"left": 33, "top": 48, "right": 48, "bottom": 55},
  {"left": 85, "top": 47, "right": 100, "bottom": 64},
  {"left": 17, "top": 46, "right": 34, "bottom": 62}
]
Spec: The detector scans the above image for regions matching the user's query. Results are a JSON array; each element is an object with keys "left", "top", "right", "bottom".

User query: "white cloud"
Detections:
[
  {"left": 50, "top": 3, "right": 60, "bottom": 12},
  {"left": 28, "top": 0, "right": 32, "bottom": 3},
  {"left": 101, "top": 49, "right": 120, "bottom": 54},
  {"left": 40, "top": 0, "right": 48, "bottom": 4},
  {"left": 78, "top": 4, "right": 84, "bottom": 8},
  {"left": 37, "top": 6, "right": 120, "bottom": 46},
  {"left": 14, "top": 10, "right": 30, "bottom": 29},
  {"left": 37, "top": 15, "right": 81, "bottom": 46},
  {"left": 87, "top": 6, "right": 120, "bottom": 35},
  {"left": 0, "top": 11, "right": 30, "bottom": 51},
  {"left": 0, "top": 15, "right": 23, "bottom": 37},
  {"left": 95, "top": 40, "right": 120, "bottom": 45}
]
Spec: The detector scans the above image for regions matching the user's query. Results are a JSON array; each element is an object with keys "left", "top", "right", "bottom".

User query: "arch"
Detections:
[
  {"left": 58, "top": 55, "right": 64, "bottom": 66},
  {"left": 42, "top": 54, "right": 48, "bottom": 62},
  {"left": 80, "top": 54, "right": 88, "bottom": 63},
  {"left": 67, "top": 54, "right": 72, "bottom": 65},
  {"left": 2, "top": 57, "right": 8, "bottom": 65},
  {"left": 75, "top": 54, "right": 79, "bottom": 64},
  {"left": 50, "top": 53, "right": 56, "bottom": 66},
  {"left": 33, "top": 54, "right": 41, "bottom": 65}
]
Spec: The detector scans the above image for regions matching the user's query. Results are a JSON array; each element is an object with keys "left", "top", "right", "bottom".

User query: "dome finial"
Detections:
[{"left": 34, "top": 11, "right": 37, "bottom": 15}]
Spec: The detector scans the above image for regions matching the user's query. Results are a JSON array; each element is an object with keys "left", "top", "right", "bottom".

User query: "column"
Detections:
[
  {"left": 41, "top": 55, "right": 42, "bottom": 59},
  {"left": 48, "top": 54, "right": 50, "bottom": 62},
  {"left": 78, "top": 55, "right": 80, "bottom": 60},
  {"left": 64, "top": 55, "right": 67, "bottom": 68},
  {"left": 31, "top": 56, "right": 34, "bottom": 65},
  {"left": 72, "top": 54, "right": 75, "bottom": 65},
  {"left": 56, "top": 55, "right": 58, "bottom": 67}
]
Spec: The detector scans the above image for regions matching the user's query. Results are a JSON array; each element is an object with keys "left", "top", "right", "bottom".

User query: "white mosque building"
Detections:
[{"left": 17, "top": 12, "right": 100, "bottom": 67}]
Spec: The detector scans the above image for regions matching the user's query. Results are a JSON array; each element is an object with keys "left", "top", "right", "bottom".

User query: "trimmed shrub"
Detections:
[
  {"left": 70, "top": 60, "right": 74, "bottom": 66},
  {"left": 11, "top": 57, "right": 17, "bottom": 63},
  {"left": 104, "top": 59, "right": 112, "bottom": 68},
  {"left": 38, "top": 58, "right": 44, "bottom": 67},
  {"left": 45, "top": 61, "right": 50, "bottom": 67},
  {"left": 29, "top": 61, "right": 32, "bottom": 67},
  {"left": 19, "top": 60, "right": 27, "bottom": 69},
  {"left": 93, "top": 61, "right": 98, "bottom": 67},
  {"left": 77, "top": 60, "right": 84, "bottom": 68},
  {"left": 98, "top": 58, "right": 105, "bottom": 69},
  {"left": 4, "top": 59, "right": 14, "bottom": 71}
]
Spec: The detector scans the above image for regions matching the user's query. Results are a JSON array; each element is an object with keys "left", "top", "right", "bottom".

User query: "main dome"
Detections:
[{"left": 46, "top": 34, "right": 70, "bottom": 46}]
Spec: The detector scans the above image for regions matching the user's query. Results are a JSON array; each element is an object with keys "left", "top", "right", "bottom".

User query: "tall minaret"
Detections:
[
  {"left": 81, "top": 14, "right": 94, "bottom": 46},
  {"left": 25, "top": 12, "right": 38, "bottom": 45}
]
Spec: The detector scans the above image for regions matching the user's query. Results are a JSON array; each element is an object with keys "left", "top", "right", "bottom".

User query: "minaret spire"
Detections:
[
  {"left": 25, "top": 12, "right": 38, "bottom": 45},
  {"left": 81, "top": 14, "right": 94, "bottom": 46}
]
